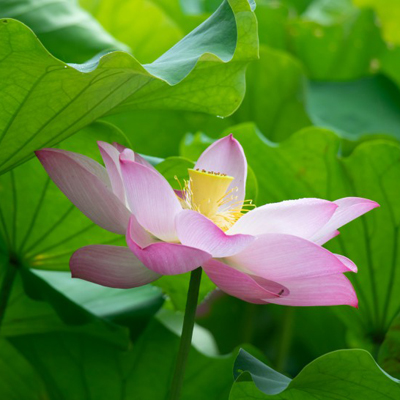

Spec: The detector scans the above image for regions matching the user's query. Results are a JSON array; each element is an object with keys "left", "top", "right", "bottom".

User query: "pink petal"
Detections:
[
  {"left": 312, "top": 197, "right": 379, "bottom": 244},
  {"left": 175, "top": 210, "right": 255, "bottom": 257},
  {"left": 120, "top": 156, "right": 182, "bottom": 242},
  {"left": 195, "top": 134, "right": 247, "bottom": 204},
  {"left": 228, "top": 198, "right": 337, "bottom": 239},
  {"left": 126, "top": 215, "right": 211, "bottom": 275},
  {"left": 98, "top": 141, "right": 126, "bottom": 204},
  {"left": 70, "top": 245, "right": 160, "bottom": 288},
  {"left": 267, "top": 273, "right": 358, "bottom": 307},
  {"left": 227, "top": 234, "right": 354, "bottom": 281},
  {"left": 335, "top": 254, "right": 358, "bottom": 273},
  {"left": 127, "top": 212, "right": 155, "bottom": 247},
  {"left": 202, "top": 259, "right": 289, "bottom": 303},
  {"left": 36, "top": 149, "right": 130, "bottom": 234}
]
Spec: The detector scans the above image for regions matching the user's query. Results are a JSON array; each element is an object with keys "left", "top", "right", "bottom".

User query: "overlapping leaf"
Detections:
[
  {"left": 0, "top": 0, "right": 258, "bottom": 174},
  {"left": 231, "top": 349, "right": 400, "bottom": 399}
]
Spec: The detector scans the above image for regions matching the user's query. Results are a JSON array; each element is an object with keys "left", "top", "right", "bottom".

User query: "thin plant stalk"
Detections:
[{"left": 168, "top": 267, "right": 202, "bottom": 400}]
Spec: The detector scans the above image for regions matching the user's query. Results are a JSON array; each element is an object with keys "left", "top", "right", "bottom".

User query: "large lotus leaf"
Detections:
[
  {"left": 7, "top": 319, "right": 237, "bottom": 400},
  {"left": 230, "top": 349, "right": 400, "bottom": 399},
  {"left": 1, "top": 0, "right": 129, "bottom": 63},
  {"left": 0, "top": 0, "right": 258, "bottom": 175},
  {"left": 181, "top": 124, "right": 400, "bottom": 347},
  {"left": 80, "top": 0, "right": 184, "bottom": 63}
]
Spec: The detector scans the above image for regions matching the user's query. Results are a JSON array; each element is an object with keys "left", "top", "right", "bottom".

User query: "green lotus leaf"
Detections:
[
  {"left": 5, "top": 319, "right": 237, "bottom": 399},
  {"left": 231, "top": 348, "right": 400, "bottom": 399},
  {"left": 0, "top": 0, "right": 258, "bottom": 174}
]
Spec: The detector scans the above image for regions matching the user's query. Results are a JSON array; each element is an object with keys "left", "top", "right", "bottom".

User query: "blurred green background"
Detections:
[{"left": 1, "top": 0, "right": 400, "bottom": 398}]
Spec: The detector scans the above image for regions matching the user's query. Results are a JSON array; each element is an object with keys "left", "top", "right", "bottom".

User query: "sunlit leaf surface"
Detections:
[{"left": 0, "top": 0, "right": 258, "bottom": 174}]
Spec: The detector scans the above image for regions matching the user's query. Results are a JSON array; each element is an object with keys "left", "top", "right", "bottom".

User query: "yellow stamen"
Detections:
[
  {"left": 176, "top": 168, "right": 254, "bottom": 231},
  {"left": 188, "top": 169, "right": 234, "bottom": 217}
]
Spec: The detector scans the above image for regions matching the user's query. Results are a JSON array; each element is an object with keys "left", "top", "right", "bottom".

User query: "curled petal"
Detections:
[
  {"left": 334, "top": 254, "right": 358, "bottom": 273},
  {"left": 228, "top": 234, "right": 355, "bottom": 281},
  {"left": 195, "top": 135, "right": 247, "bottom": 204},
  {"left": 36, "top": 148, "right": 130, "bottom": 234},
  {"left": 120, "top": 157, "right": 182, "bottom": 242},
  {"left": 312, "top": 197, "right": 379, "bottom": 244},
  {"left": 176, "top": 210, "right": 255, "bottom": 257},
  {"left": 267, "top": 274, "right": 358, "bottom": 307},
  {"left": 70, "top": 245, "right": 160, "bottom": 288},
  {"left": 126, "top": 215, "right": 211, "bottom": 275},
  {"left": 202, "top": 259, "right": 289, "bottom": 303},
  {"left": 228, "top": 198, "right": 337, "bottom": 239}
]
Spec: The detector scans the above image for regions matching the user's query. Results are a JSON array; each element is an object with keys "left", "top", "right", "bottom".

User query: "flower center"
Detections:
[
  {"left": 189, "top": 169, "right": 233, "bottom": 217},
  {"left": 176, "top": 168, "right": 253, "bottom": 231}
]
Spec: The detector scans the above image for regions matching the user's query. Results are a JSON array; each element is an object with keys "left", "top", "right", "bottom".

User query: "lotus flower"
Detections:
[{"left": 36, "top": 135, "right": 379, "bottom": 307}]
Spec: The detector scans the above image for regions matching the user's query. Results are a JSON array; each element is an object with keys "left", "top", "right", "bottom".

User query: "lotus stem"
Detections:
[{"left": 168, "top": 267, "right": 202, "bottom": 400}]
